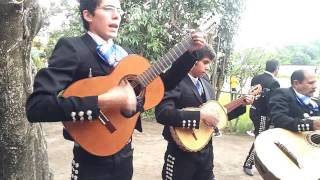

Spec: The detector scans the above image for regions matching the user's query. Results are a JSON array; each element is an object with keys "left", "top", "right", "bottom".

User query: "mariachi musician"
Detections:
[{"left": 155, "top": 47, "right": 253, "bottom": 180}]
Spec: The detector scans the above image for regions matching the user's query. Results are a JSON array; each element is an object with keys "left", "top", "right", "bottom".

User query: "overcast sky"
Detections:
[{"left": 234, "top": 0, "right": 320, "bottom": 51}]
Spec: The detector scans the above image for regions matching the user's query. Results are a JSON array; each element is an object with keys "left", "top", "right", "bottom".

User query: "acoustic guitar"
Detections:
[
  {"left": 255, "top": 128, "right": 320, "bottom": 180},
  {"left": 62, "top": 14, "right": 219, "bottom": 156},
  {"left": 170, "top": 84, "right": 262, "bottom": 152}
]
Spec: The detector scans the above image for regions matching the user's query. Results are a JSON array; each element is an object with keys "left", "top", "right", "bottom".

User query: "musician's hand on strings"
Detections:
[
  {"left": 200, "top": 105, "right": 219, "bottom": 127},
  {"left": 98, "top": 80, "right": 137, "bottom": 114},
  {"left": 244, "top": 95, "right": 254, "bottom": 105},
  {"left": 188, "top": 31, "right": 206, "bottom": 53}
]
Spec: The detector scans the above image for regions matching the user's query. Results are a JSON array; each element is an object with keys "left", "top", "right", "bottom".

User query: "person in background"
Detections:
[
  {"left": 230, "top": 75, "right": 239, "bottom": 100},
  {"left": 242, "top": 59, "right": 280, "bottom": 176},
  {"left": 155, "top": 47, "right": 253, "bottom": 180},
  {"left": 25, "top": 0, "right": 206, "bottom": 179}
]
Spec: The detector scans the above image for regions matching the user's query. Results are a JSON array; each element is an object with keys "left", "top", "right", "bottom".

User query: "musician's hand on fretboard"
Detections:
[{"left": 243, "top": 95, "right": 254, "bottom": 105}]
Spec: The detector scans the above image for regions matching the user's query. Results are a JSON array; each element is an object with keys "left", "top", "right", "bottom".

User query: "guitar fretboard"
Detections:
[
  {"left": 137, "top": 36, "right": 192, "bottom": 87},
  {"left": 224, "top": 97, "right": 246, "bottom": 113}
]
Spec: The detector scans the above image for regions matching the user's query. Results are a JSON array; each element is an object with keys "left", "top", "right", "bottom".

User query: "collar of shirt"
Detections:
[
  {"left": 293, "top": 88, "right": 315, "bottom": 106},
  {"left": 188, "top": 73, "right": 200, "bottom": 85},
  {"left": 264, "top": 71, "right": 275, "bottom": 78},
  {"left": 87, "top": 31, "right": 113, "bottom": 46}
]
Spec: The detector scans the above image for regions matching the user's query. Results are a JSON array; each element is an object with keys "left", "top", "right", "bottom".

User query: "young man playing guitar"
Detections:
[
  {"left": 25, "top": 0, "right": 206, "bottom": 179},
  {"left": 155, "top": 47, "right": 254, "bottom": 180}
]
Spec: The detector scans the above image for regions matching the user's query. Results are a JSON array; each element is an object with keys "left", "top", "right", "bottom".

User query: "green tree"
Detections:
[
  {"left": 275, "top": 42, "right": 320, "bottom": 65},
  {"left": 209, "top": 0, "right": 247, "bottom": 99},
  {"left": 39, "top": 0, "right": 246, "bottom": 64},
  {"left": 229, "top": 48, "right": 273, "bottom": 91},
  {"left": 119, "top": 0, "right": 220, "bottom": 60},
  {"left": 291, "top": 52, "right": 312, "bottom": 65}
]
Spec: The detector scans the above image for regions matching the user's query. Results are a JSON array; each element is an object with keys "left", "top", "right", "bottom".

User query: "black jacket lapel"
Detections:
[
  {"left": 80, "top": 33, "right": 112, "bottom": 74},
  {"left": 186, "top": 76, "right": 203, "bottom": 103}
]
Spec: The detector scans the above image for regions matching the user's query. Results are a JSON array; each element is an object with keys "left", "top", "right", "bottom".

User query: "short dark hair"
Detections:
[
  {"left": 265, "top": 59, "right": 279, "bottom": 73},
  {"left": 195, "top": 47, "right": 215, "bottom": 61},
  {"left": 79, "top": 0, "right": 102, "bottom": 30},
  {"left": 291, "top": 70, "right": 305, "bottom": 85}
]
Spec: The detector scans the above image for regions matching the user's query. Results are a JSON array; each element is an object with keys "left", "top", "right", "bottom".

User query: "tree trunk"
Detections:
[{"left": 0, "top": 0, "right": 52, "bottom": 179}]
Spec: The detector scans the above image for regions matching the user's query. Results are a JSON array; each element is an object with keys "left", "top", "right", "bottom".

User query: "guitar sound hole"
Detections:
[
  {"left": 310, "top": 134, "right": 320, "bottom": 145},
  {"left": 121, "top": 75, "right": 145, "bottom": 97},
  {"left": 119, "top": 75, "right": 145, "bottom": 118}
]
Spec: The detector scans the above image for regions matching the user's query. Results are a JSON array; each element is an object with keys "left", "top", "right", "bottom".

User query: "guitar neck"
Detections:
[
  {"left": 224, "top": 97, "right": 246, "bottom": 113},
  {"left": 137, "top": 36, "right": 192, "bottom": 88}
]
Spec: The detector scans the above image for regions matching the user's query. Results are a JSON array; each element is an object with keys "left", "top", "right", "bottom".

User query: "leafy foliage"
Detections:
[
  {"left": 117, "top": 5, "right": 170, "bottom": 61},
  {"left": 208, "top": 0, "right": 247, "bottom": 98},
  {"left": 229, "top": 48, "right": 276, "bottom": 90},
  {"left": 32, "top": 0, "right": 84, "bottom": 63},
  {"left": 275, "top": 41, "right": 320, "bottom": 65},
  {"left": 34, "top": 0, "right": 246, "bottom": 64},
  {"left": 45, "top": 3, "right": 84, "bottom": 57},
  {"left": 119, "top": 0, "right": 220, "bottom": 60},
  {"left": 31, "top": 38, "right": 47, "bottom": 69}
]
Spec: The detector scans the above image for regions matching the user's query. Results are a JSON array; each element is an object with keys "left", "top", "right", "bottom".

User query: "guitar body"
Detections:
[
  {"left": 170, "top": 100, "right": 228, "bottom": 152},
  {"left": 255, "top": 128, "right": 320, "bottom": 180},
  {"left": 63, "top": 55, "right": 164, "bottom": 156}
]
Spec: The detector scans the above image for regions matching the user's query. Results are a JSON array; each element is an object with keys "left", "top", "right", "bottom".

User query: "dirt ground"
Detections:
[{"left": 43, "top": 121, "right": 262, "bottom": 180}]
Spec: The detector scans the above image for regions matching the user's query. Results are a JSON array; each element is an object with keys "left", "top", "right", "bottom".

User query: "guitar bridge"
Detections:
[
  {"left": 98, "top": 111, "right": 116, "bottom": 133},
  {"left": 191, "top": 130, "right": 198, "bottom": 140}
]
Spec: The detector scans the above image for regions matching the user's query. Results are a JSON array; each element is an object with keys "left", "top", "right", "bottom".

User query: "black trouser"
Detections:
[
  {"left": 162, "top": 142, "right": 215, "bottom": 180},
  {"left": 71, "top": 142, "right": 133, "bottom": 180},
  {"left": 243, "top": 112, "right": 271, "bottom": 168}
]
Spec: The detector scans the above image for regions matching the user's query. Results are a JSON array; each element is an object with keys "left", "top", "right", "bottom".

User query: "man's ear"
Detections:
[
  {"left": 82, "top": 10, "right": 93, "bottom": 23},
  {"left": 293, "top": 80, "right": 300, "bottom": 87}
]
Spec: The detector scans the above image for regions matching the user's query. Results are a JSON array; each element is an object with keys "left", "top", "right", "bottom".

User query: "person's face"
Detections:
[
  {"left": 190, "top": 57, "right": 212, "bottom": 78},
  {"left": 83, "top": 0, "right": 122, "bottom": 41},
  {"left": 294, "top": 71, "right": 317, "bottom": 97}
]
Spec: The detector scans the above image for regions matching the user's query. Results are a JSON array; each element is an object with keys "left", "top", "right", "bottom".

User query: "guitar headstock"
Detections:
[
  {"left": 197, "top": 13, "right": 220, "bottom": 34},
  {"left": 249, "top": 84, "right": 262, "bottom": 99}
]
